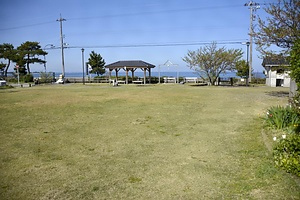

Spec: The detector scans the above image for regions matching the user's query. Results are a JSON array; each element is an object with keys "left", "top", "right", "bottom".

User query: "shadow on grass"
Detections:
[
  {"left": 0, "top": 86, "right": 18, "bottom": 93},
  {"left": 189, "top": 83, "right": 208, "bottom": 87},
  {"left": 136, "top": 84, "right": 153, "bottom": 87},
  {"left": 265, "top": 91, "right": 289, "bottom": 98}
]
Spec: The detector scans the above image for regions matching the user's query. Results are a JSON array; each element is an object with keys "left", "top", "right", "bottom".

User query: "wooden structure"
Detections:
[
  {"left": 262, "top": 56, "right": 290, "bottom": 87},
  {"left": 105, "top": 60, "right": 155, "bottom": 84}
]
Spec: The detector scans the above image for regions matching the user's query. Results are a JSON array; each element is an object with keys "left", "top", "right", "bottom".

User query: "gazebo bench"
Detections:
[
  {"left": 117, "top": 80, "right": 125, "bottom": 84},
  {"left": 132, "top": 80, "right": 143, "bottom": 84}
]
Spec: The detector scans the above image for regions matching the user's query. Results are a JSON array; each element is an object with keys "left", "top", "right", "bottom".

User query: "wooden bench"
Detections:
[
  {"left": 132, "top": 80, "right": 143, "bottom": 84},
  {"left": 217, "top": 78, "right": 233, "bottom": 86},
  {"left": 164, "top": 77, "right": 176, "bottom": 83},
  {"left": 184, "top": 77, "right": 198, "bottom": 83}
]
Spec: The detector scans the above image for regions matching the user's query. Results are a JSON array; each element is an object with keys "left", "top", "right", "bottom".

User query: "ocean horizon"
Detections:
[
  {"left": 7, "top": 70, "right": 264, "bottom": 79},
  {"left": 47, "top": 71, "right": 265, "bottom": 79}
]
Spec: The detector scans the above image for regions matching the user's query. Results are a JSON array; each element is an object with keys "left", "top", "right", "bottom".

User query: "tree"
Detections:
[
  {"left": 254, "top": 0, "right": 300, "bottom": 92},
  {"left": 16, "top": 41, "right": 47, "bottom": 74},
  {"left": 183, "top": 43, "right": 243, "bottom": 85},
  {"left": 290, "top": 39, "right": 300, "bottom": 89},
  {"left": 0, "top": 43, "right": 15, "bottom": 77},
  {"left": 12, "top": 48, "right": 27, "bottom": 75},
  {"left": 87, "top": 51, "right": 106, "bottom": 76},
  {"left": 254, "top": 0, "right": 300, "bottom": 54},
  {"left": 14, "top": 65, "right": 27, "bottom": 76},
  {"left": 0, "top": 62, "right": 5, "bottom": 76},
  {"left": 235, "top": 60, "right": 252, "bottom": 78}
]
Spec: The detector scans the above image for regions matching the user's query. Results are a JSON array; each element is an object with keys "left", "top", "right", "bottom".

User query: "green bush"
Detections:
[
  {"left": 39, "top": 72, "right": 53, "bottom": 83},
  {"left": 273, "top": 133, "right": 300, "bottom": 176},
  {"left": 251, "top": 77, "right": 266, "bottom": 84},
  {"left": 289, "top": 93, "right": 300, "bottom": 115},
  {"left": 22, "top": 74, "right": 34, "bottom": 83},
  {"left": 265, "top": 106, "right": 300, "bottom": 132}
]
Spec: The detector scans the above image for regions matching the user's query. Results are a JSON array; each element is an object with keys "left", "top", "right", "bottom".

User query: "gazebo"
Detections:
[{"left": 105, "top": 60, "right": 155, "bottom": 84}]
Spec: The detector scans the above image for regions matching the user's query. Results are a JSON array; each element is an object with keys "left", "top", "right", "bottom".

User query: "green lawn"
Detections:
[{"left": 0, "top": 84, "right": 299, "bottom": 199}]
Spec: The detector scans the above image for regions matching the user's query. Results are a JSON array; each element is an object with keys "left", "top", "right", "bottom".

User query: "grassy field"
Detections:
[{"left": 0, "top": 84, "right": 299, "bottom": 199}]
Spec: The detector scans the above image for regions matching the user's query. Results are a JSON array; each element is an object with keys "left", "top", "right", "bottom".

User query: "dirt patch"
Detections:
[{"left": 265, "top": 91, "right": 289, "bottom": 98}]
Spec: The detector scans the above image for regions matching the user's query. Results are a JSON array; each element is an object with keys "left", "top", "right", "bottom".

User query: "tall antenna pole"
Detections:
[
  {"left": 57, "top": 14, "right": 66, "bottom": 77},
  {"left": 244, "top": 1, "right": 260, "bottom": 83}
]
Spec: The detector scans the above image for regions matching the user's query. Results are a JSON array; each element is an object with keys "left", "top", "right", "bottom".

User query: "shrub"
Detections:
[
  {"left": 39, "top": 72, "right": 54, "bottom": 83},
  {"left": 265, "top": 106, "right": 300, "bottom": 132},
  {"left": 251, "top": 77, "right": 266, "bottom": 84},
  {"left": 22, "top": 74, "right": 33, "bottom": 83},
  {"left": 273, "top": 133, "right": 300, "bottom": 176},
  {"left": 289, "top": 93, "right": 300, "bottom": 114}
]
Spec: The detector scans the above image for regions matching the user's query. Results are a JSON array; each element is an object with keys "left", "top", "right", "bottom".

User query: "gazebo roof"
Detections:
[{"left": 105, "top": 60, "right": 155, "bottom": 69}]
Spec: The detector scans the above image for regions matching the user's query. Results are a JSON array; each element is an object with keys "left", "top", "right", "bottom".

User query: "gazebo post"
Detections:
[
  {"left": 131, "top": 68, "right": 137, "bottom": 82},
  {"left": 125, "top": 67, "right": 128, "bottom": 84},
  {"left": 131, "top": 69, "right": 135, "bottom": 81},
  {"left": 115, "top": 68, "right": 119, "bottom": 81},
  {"left": 148, "top": 68, "right": 151, "bottom": 84},
  {"left": 143, "top": 68, "right": 146, "bottom": 84}
]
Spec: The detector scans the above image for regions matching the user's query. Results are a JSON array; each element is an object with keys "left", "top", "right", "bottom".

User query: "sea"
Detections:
[{"left": 44, "top": 71, "right": 265, "bottom": 79}]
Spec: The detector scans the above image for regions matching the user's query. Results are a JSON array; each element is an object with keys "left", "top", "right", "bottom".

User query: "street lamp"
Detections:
[
  {"left": 44, "top": 44, "right": 55, "bottom": 72},
  {"left": 242, "top": 41, "right": 250, "bottom": 86},
  {"left": 81, "top": 48, "right": 85, "bottom": 85}
]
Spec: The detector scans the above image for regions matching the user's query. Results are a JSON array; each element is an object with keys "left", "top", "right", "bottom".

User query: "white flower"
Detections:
[
  {"left": 282, "top": 134, "right": 286, "bottom": 139},
  {"left": 273, "top": 136, "right": 277, "bottom": 141}
]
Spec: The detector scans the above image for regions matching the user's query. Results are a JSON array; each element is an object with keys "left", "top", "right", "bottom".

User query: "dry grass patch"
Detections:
[{"left": 0, "top": 84, "right": 299, "bottom": 199}]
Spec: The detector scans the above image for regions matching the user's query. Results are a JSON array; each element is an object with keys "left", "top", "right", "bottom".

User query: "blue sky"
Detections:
[{"left": 0, "top": 0, "right": 277, "bottom": 73}]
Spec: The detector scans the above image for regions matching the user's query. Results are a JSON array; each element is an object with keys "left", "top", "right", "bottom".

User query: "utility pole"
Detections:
[
  {"left": 244, "top": 1, "right": 260, "bottom": 83},
  {"left": 57, "top": 14, "right": 66, "bottom": 77}
]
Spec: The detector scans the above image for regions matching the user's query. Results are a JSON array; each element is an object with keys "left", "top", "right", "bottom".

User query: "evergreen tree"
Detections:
[
  {"left": 0, "top": 43, "right": 15, "bottom": 77},
  {"left": 235, "top": 60, "right": 251, "bottom": 78},
  {"left": 88, "top": 51, "right": 106, "bottom": 76},
  {"left": 16, "top": 41, "right": 47, "bottom": 74}
]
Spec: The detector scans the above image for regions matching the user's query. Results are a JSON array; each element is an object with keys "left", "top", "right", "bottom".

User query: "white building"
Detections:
[{"left": 262, "top": 57, "right": 290, "bottom": 87}]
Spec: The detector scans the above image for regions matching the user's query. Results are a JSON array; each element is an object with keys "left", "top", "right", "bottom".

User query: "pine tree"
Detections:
[
  {"left": 88, "top": 51, "right": 106, "bottom": 76},
  {"left": 16, "top": 41, "right": 47, "bottom": 74},
  {"left": 0, "top": 43, "right": 14, "bottom": 77}
]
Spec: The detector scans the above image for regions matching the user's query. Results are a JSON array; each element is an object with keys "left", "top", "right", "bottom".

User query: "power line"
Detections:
[
  {"left": 48, "top": 40, "right": 246, "bottom": 50},
  {"left": 0, "top": 3, "right": 272, "bottom": 31},
  {"left": 68, "top": 4, "right": 243, "bottom": 21},
  {"left": 0, "top": 21, "right": 55, "bottom": 31}
]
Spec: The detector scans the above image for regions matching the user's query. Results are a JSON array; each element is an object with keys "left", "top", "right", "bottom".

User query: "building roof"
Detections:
[
  {"left": 262, "top": 56, "right": 290, "bottom": 67},
  {"left": 105, "top": 60, "right": 155, "bottom": 69}
]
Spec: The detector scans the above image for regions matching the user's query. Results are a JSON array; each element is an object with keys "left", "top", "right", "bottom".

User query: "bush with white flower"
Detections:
[
  {"left": 264, "top": 105, "right": 300, "bottom": 176},
  {"left": 273, "top": 133, "right": 300, "bottom": 176}
]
